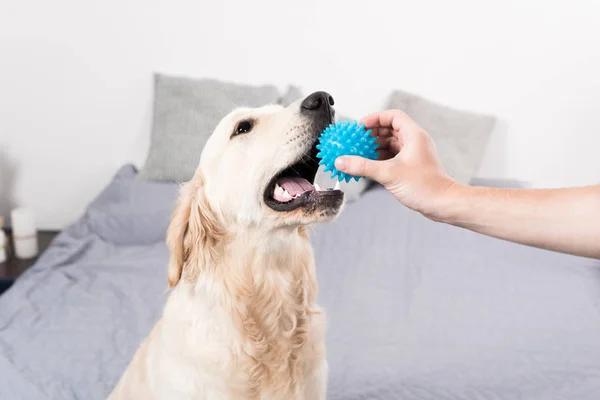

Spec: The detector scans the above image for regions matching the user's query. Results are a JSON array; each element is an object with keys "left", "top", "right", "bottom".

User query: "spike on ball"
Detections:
[{"left": 315, "top": 120, "right": 379, "bottom": 182}]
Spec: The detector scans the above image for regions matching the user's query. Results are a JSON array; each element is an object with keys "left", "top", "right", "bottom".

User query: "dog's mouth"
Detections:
[{"left": 264, "top": 140, "right": 344, "bottom": 213}]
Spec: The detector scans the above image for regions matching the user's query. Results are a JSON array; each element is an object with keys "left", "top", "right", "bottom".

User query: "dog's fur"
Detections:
[{"left": 108, "top": 96, "right": 342, "bottom": 399}]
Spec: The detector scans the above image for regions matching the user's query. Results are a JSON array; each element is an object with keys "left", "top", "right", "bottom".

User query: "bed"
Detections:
[{"left": 1, "top": 165, "right": 599, "bottom": 400}]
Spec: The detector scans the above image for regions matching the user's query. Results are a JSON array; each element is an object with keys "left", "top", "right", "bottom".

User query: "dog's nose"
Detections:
[{"left": 301, "top": 91, "right": 334, "bottom": 112}]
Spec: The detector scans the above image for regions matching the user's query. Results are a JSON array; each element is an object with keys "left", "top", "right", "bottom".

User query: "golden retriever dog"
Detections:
[{"left": 108, "top": 91, "right": 344, "bottom": 400}]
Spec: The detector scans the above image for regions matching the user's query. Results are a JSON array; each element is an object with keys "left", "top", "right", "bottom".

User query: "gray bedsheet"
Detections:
[{"left": 1, "top": 165, "right": 599, "bottom": 400}]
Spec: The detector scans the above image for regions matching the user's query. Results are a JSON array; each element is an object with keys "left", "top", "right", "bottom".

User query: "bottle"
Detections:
[{"left": 0, "top": 216, "right": 6, "bottom": 264}]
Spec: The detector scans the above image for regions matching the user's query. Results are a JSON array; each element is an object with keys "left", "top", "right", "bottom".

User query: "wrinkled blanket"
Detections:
[{"left": 1, "top": 165, "right": 599, "bottom": 400}]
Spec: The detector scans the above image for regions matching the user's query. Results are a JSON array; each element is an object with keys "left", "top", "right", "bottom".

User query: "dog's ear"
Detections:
[{"left": 166, "top": 175, "right": 223, "bottom": 288}]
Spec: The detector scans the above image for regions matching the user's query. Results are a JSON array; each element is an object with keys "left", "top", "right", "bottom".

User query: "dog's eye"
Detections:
[{"left": 233, "top": 120, "right": 254, "bottom": 136}]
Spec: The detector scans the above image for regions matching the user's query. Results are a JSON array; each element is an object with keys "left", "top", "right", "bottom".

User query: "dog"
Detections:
[{"left": 108, "top": 91, "right": 344, "bottom": 400}]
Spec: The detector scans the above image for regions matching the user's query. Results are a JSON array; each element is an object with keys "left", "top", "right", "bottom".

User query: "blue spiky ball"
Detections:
[{"left": 316, "top": 120, "right": 379, "bottom": 182}]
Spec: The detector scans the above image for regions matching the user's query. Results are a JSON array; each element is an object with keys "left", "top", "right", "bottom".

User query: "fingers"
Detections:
[
  {"left": 377, "top": 150, "right": 395, "bottom": 161},
  {"left": 334, "top": 156, "right": 391, "bottom": 183},
  {"left": 375, "top": 136, "right": 403, "bottom": 155},
  {"left": 360, "top": 110, "right": 417, "bottom": 130},
  {"left": 375, "top": 137, "right": 402, "bottom": 151},
  {"left": 369, "top": 127, "right": 393, "bottom": 138},
  {"left": 360, "top": 110, "right": 423, "bottom": 142}
]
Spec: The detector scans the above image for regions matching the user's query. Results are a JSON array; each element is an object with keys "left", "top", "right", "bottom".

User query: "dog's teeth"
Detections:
[
  {"left": 282, "top": 189, "right": 292, "bottom": 201},
  {"left": 334, "top": 181, "right": 341, "bottom": 190},
  {"left": 274, "top": 184, "right": 284, "bottom": 197}
]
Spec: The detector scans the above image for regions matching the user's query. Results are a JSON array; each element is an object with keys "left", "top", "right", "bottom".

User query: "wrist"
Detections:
[{"left": 424, "top": 180, "right": 474, "bottom": 224}]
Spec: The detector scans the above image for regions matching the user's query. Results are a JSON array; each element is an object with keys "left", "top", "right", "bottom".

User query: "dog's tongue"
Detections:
[{"left": 278, "top": 177, "right": 314, "bottom": 196}]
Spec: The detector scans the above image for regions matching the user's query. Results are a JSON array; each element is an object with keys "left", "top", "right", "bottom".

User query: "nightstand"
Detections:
[{"left": 0, "top": 230, "right": 60, "bottom": 294}]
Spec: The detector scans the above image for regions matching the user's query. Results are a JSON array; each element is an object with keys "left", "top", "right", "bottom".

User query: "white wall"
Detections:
[{"left": 1, "top": 0, "right": 599, "bottom": 229}]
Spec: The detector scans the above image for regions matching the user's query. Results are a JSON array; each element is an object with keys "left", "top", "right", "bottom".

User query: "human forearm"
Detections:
[
  {"left": 438, "top": 184, "right": 600, "bottom": 259},
  {"left": 335, "top": 109, "right": 600, "bottom": 259}
]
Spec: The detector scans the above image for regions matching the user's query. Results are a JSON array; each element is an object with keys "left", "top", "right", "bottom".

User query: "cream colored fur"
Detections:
[{"left": 108, "top": 101, "right": 339, "bottom": 399}]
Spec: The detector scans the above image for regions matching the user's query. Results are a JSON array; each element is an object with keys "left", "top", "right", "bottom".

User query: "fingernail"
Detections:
[{"left": 335, "top": 157, "right": 346, "bottom": 170}]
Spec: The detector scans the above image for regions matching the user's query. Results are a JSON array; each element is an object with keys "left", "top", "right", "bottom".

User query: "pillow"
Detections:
[
  {"left": 138, "top": 74, "right": 281, "bottom": 182},
  {"left": 386, "top": 90, "right": 497, "bottom": 184},
  {"left": 278, "top": 85, "right": 304, "bottom": 107},
  {"left": 279, "top": 86, "right": 371, "bottom": 202}
]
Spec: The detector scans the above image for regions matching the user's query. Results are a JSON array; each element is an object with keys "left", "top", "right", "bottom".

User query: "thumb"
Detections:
[{"left": 335, "top": 156, "right": 385, "bottom": 182}]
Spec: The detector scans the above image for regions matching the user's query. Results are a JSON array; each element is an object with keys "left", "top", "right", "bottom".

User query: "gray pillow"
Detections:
[
  {"left": 279, "top": 86, "right": 371, "bottom": 202},
  {"left": 278, "top": 85, "right": 304, "bottom": 107},
  {"left": 138, "top": 74, "right": 281, "bottom": 182},
  {"left": 386, "top": 90, "right": 497, "bottom": 184}
]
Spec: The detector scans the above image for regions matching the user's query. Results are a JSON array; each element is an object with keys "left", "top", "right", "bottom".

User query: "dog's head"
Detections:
[
  {"left": 166, "top": 91, "right": 344, "bottom": 287},
  {"left": 200, "top": 91, "right": 344, "bottom": 226}
]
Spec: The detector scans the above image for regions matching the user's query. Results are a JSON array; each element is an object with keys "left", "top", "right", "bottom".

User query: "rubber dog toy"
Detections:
[{"left": 316, "top": 120, "right": 379, "bottom": 182}]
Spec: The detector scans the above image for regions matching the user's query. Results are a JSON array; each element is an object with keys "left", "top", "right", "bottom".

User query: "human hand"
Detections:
[{"left": 334, "top": 110, "right": 459, "bottom": 220}]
